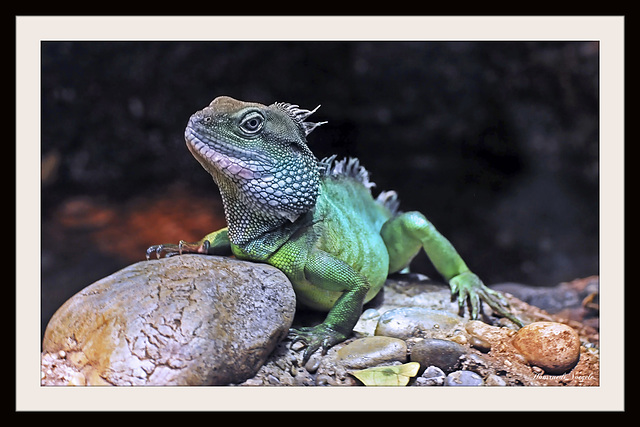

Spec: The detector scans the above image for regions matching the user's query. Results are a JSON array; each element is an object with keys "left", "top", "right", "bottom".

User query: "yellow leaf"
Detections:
[{"left": 351, "top": 362, "right": 420, "bottom": 386}]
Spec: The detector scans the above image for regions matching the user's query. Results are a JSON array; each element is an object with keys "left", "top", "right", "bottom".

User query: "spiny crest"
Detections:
[
  {"left": 320, "top": 155, "right": 400, "bottom": 214},
  {"left": 273, "top": 102, "right": 328, "bottom": 136},
  {"left": 376, "top": 190, "right": 400, "bottom": 215},
  {"left": 320, "top": 155, "right": 375, "bottom": 190}
]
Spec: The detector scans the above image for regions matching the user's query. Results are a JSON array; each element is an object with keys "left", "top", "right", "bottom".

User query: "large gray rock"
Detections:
[{"left": 42, "top": 255, "right": 296, "bottom": 385}]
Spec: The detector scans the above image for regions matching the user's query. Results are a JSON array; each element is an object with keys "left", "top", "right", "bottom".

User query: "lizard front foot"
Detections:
[
  {"left": 289, "top": 324, "right": 348, "bottom": 364},
  {"left": 145, "top": 239, "right": 210, "bottom": 260},
  {"left": 449, "top": 271, "right": 524, "bottom": 327}
]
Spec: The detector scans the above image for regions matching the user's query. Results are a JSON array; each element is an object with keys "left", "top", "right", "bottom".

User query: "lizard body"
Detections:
[{"left": 147, "top": 96, "right": 523, "bottom": 362}]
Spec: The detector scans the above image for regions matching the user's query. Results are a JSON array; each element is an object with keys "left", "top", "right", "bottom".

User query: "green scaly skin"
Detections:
[{"left": 147, "top": 96, "right": 524, "bottom": 363}]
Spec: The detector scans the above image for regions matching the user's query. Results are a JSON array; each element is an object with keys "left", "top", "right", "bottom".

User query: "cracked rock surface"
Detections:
[{"left": 41, "top": 255, "right": 296, "bottom": 385}]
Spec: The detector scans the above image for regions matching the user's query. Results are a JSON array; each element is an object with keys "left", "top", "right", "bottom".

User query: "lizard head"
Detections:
[{"left": 184, "top": 96, "right": 326, "bottom": 225}]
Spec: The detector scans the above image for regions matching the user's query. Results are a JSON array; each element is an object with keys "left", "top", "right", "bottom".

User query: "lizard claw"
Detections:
[
  {"left": 145, "top": 243, "right": 180, "bottom": 260},
  {"left": 449, "top": 271, "right": 524, "bottom": 327},
  {"left": 289, "top": 324, "right": 347, "bottom": 364},
  {"left": 146, "top": 244, "right": 170, "bottom": 260},
  {"left": 145, "top": 240, "right": 210, "bottom": 260}
]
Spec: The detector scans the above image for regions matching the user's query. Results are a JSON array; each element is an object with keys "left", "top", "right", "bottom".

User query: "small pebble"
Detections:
[
  {"left": 449, "top": 334, "right": 468, "bottom": 345},
  {"left": 457, "top": 353, "right": 489, "bottom": 375},
  {"left": 409, "top": 338, "right": 467, "bottom": 373},
  {"left": 423, "top": 365, "right": 446, "bottom": 378},
  {"left": 414, "top": 365, "right": 446, "bottom": 386},
  {"left": 353, "top": 308, "right": 382, "bottom": 336},
  {"left": 242, "top": 378, "right": 263, "bottom": 386},
  {"left": 267, "top": 374, "right": 281, "bottom": 385},
  {"left": 469, "top": 336, "right": 491, "bottom": 353},
  {"left": 444, "top": 370, "right": 484, "bottom": 386},
  {"left": 290, "top": 341, "right": 306, "bottom": 351},
  {"left": 360, "top": 308, "right": 380, "bottom": 320},
  {"left": 531, "top": 366, "right": 545, "bottom": 375},
  {"left": 485, "top": 374, "right": 506, "bottom": 386},
  {"left": 67, "top": 372, "right": 86, "bottom": 386},
  {"left": 304, "top": 353, "right": 322, "bottom": 373},
  {"left": 511, "top": 321, "right": 580, "bottom": 374},
  {"left": 465, "top": 320, "right": 510, "bottom": 342}
]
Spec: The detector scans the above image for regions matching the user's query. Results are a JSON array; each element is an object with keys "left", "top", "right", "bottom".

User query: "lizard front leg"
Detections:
[
  {"left": 381, "top": 211, "right": 524, "bottom": 327},
  {"left": 146, "top": 227, "right": 232, "bottom": 259},
  {"left": 289, "top": 249, "right": 371, "bottom": 363}
]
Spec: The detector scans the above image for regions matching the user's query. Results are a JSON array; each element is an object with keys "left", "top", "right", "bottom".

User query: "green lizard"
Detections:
[{"left": 147, "top": 96, "right": 523, "bottom": 362}]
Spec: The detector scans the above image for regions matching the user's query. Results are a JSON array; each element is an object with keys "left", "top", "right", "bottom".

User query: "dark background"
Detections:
[{"left": 41, "top": 41, "right": 599, "bottom": 334}]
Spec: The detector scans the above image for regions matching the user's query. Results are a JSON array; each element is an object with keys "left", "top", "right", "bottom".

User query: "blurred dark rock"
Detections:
[{"left": 492, "top": 276, "right": 599, "bottom": 329}]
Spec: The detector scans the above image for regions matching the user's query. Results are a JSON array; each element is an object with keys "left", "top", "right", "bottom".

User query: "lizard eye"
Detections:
[{"left": 239, "top": 112, "right": 264, "bottom": 134}]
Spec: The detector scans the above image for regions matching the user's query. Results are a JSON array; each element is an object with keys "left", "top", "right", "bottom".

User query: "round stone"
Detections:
[
  {"left": 375, "top": 307, "right": 463, "bottom": 339},
  {"left": 336, "top": 336, "right": 408, "bottom": 369},
  {"left": 511, "top": 321, "right": 581, "bottom": 374},
  {"left": 42, "top": 255, "right": 296, "bottom": 385},
  {"left": 409, "top": 338, "right": 468, "bottom": 373}
]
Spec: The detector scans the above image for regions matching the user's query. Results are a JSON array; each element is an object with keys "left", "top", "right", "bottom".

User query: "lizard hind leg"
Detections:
[
  {"left": 380, "top": 211, "right": 427, "bottom": 275},
  {"left": 380, "top": 211, "right": 523, "bottom": 327}
]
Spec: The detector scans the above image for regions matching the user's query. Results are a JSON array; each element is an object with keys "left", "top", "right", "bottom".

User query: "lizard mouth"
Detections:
[{"left": 184, "top": 126, "right": 274, "bottom": 181}]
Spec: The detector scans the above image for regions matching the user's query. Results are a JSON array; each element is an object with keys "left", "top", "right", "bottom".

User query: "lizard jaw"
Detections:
[{"left": 185, "top": 126, "right": 271, "bottom": 182}]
